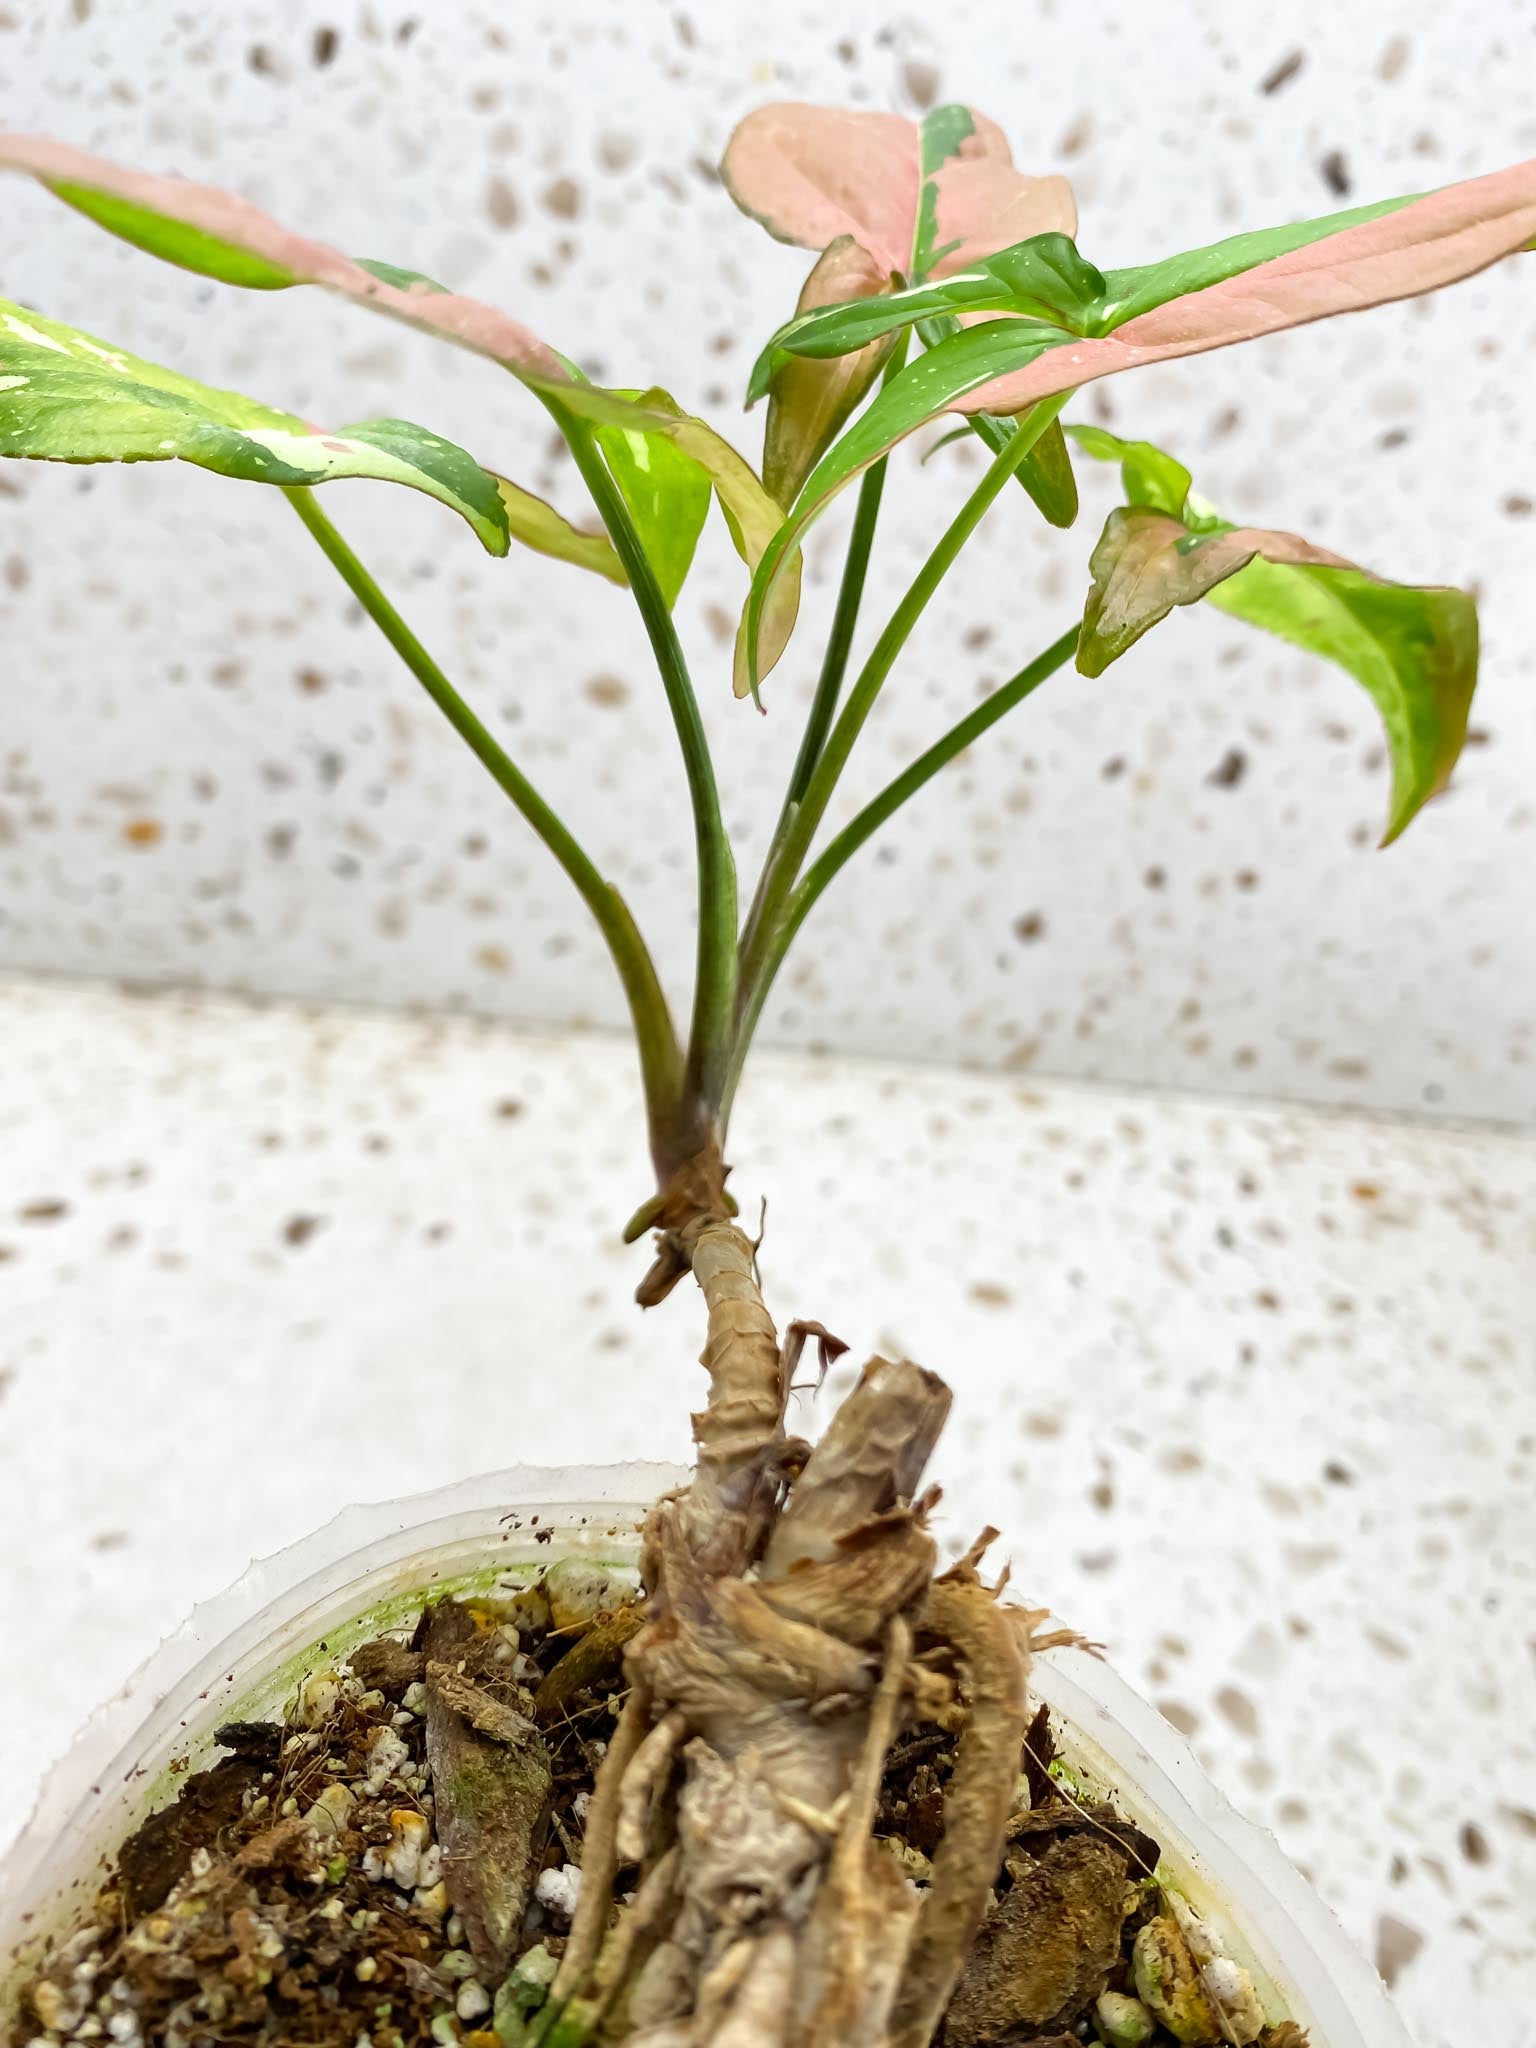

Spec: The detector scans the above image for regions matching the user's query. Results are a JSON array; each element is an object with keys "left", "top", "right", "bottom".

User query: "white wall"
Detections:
[{"left": 2, "top": 0, "right": 1534, "bottom": 1123}]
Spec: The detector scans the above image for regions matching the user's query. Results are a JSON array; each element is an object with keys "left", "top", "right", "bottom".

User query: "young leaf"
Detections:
[
  {"left": 964, "top": 409, "right": 1078, "bottom": 530},
  {"left": 719, "top": 102, "right": 1075, "bottom": 281},
  {"left": 1078, "top": 504, "right": 1476, "bottom": 843},
  {"left": 594, "top": 398, "right": 712, "bottom": 609},
  {"left": 762, "top": 236, "right": 895, "bottom": 509},
  {"left": 0, "top": 299, "right": 510, "bottom": 552},
  {"left": 737, "top": 156, "right": 1536, "bottom": 687}
]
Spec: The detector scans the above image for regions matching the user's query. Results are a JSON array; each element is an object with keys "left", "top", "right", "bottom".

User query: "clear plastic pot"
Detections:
[{"left": 0, "top": 1464, "right": 1408, "bottom": 2046}]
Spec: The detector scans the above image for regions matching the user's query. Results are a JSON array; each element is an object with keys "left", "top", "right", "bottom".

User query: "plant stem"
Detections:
[
  {"left": 737, "top": 394, "right": 1069, "bottom": 1008},
  {"left": 738, "top": 345, "right": 907, "bottom": 978},
  {"left": 284, "top": 485, "right": 687, "bottom": 1169},
  {"left": 553, "top": 410, "right": 737, "bottom": 1132},
  {"left": 721, "top": 624, "right": 1078, "bottom": 1125}
]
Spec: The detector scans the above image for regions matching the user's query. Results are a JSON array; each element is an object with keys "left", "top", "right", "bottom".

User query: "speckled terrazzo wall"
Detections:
[{"left": 2, "top": 0, "right": 1534, "bottom": 1122}]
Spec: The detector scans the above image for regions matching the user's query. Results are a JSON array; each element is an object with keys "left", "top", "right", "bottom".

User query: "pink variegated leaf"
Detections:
[
  {"left": 720, "top": 102, "right": 1074, "bottom": 282},
  {"left": 0, "top": 133, "right": 564, "bottom": 378}
]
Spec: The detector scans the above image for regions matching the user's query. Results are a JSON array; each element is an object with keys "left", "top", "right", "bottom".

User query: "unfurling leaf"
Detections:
[
  {"left": 720, "top": 101, "right": 1075, "bottom": 282},
  {"left": 763, "top": 237, "right": 894, "bottom": 509},
  {"left": 734, "top": 155, "right": 1535, "bottom": 691},
  {"left": 0, "top": 298, "right": 511, "bottom": 552},
  {"left": 1077, "top": 494, "right": 1477, "bottom": 845}
]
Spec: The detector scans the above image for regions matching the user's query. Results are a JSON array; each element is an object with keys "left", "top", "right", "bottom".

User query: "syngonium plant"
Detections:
[{"left": 1, "top": 105, "right": 1532, "bottom": 2046}]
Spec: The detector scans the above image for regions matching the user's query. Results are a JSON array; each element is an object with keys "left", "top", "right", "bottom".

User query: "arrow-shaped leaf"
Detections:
[
  {"left": 0, "top": 298, "right": 511, "bottom": 551},
  {"left": 1077, "top": 493, "right": 1476, "bottom": 845}
]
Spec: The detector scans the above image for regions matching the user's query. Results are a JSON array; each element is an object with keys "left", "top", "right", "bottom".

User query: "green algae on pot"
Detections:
[
  {"left": 0, "top": 1472, "right": 1411, "bottom": 2048},
  {"left": 2, "top": 92, "right": 1532, "bottom": 2048}
]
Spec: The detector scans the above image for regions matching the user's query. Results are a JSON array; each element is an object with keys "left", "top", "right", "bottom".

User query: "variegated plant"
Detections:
[{"left": 2, "top": 108, "right": 1531, "bottom": 2047}]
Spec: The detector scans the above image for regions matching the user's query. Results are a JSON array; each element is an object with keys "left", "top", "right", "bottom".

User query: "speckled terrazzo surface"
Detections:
[
  {"left": 3, "top": 0, "right": 1536, "bottom": 1123},
  {"left": 0, "top": 977, "right": 1530, "bottom": 2046}
]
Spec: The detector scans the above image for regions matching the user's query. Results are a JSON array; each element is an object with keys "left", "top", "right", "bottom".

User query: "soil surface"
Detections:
[{"left": 13, "top": 1581, "right": 1309, "bottom": 2048}]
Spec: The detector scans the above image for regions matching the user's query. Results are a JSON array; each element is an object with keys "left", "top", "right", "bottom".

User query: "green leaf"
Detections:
[
  {"left": 1076, "top": 498, "right": 1477, "bottom": 843},
  {"left": 494, "top": 476, "right": 625, "bottom": 584},
  {"left": 747, "top": 231, "right": 1105, "bottom": 399},
  {"left": 0, "top": 298, "right": 511, "bottom": 552},
  {"left": 1066, "top": 423, "right": 1190, "bottom": 517},
  {"left": 541, "top": 381, "right": 800, "bottom": 696},
  {"left": 594, "top": 395, "right": 711, "bottom": 609},
  {"left": 1094, "top": 194, "right": 1420, "bottom": 329},
  {"left": 970, "top": 410, "right": 1078, "bottom": 528},
  {"left": 1209, "top": 558, "right": 1476, "bottom": 843},
  {"left": 45, "top": 176, "right": 298, "bottom": 288}
]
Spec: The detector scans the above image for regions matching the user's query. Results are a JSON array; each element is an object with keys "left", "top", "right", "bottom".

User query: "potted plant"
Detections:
[{"left": 0, "top": 105, "right": 1530, "bottom": 2048}]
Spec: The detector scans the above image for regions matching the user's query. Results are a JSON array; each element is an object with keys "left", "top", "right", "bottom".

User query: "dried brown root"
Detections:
[
  {"left": 888, "top": 1578, "right": 1031, "bottom": 2048},
  {"left": 561, "top": 1154, "right": 1032, "bottom": 2045},
  {"left": 551, "top": 1678, "right": 655, "bottom": 2003}
]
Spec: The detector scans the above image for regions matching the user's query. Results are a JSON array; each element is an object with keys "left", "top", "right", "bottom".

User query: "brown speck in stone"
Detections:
[
  {"left": 1259, "top": 49, "right": 1304, "bottom": 93},
  {"left": 1156, "top": 1699, "right": 1200, "bottom": 1737},
  {"left": 1374, "top": 1914, "right": 1423, "bottom": 1988},
  {"left": 296, "top": 666, "right": 327, "bottom": 694},
  {"left": 1215, "top": 1685, "right": 1259, "bottom": 1737},
  {"left": 963, "top": 623, "right": 993, "bottom": 651},
  {"left": 584, "top": 673, "right": 629, "bottom": 708},
  {"left": 3, "top": 554, "right": 26, "bottom": 589},
  {"left": 1057, "top": 112, "right": 1094, "bottom": 157},
  {"left": 1319, "top": 149, "right": 1351, "bottom": 197},
  {"left": 91, "top": 1529, "right": 130, "bottom": 1552},
  {"left": 494, "top": 1097, "right": 523, "bottom": 1120},
  {"left": 476, "top": 945, "right": 511, "bottom": 975},
  {"left": 20, "top": 1198, "right": 69, "bottom": 1223},
  {"left": 123, "top": 818, "right": 164, "bottom": 847},
  {"left": 282, "top": 1214, "right": 324, "bottom": 1248},
  {"left": 968, "top": 1280, "right": 1013, "bottom": 1309},
  {"left": 1378, "top": 33, "right": 1410, "bottom": 80},
  {"left": 267, "top": 825, "right": 296, "bottom": 861},
  {"left": 486, "top": 175, "right": 520, "bottom": 228},
  {"left": 902, "top": 58, "right": 940, "bottom": 107},
  {"left": 1464, "top": 726, "right": 1492, "bottom": 746},
  {"left": 1458, "top": 1820, "right": 1490, "bottom": 1865},
  {"left": 1012, "top": 911, "right": 1046, "bottom": 943},
  {"left": 1144, "top": 865, "right": 1166, "bottom": 889},
  {"left": 835, "top": 36, "right": 856, "bottom": 63},
  {"left": 312, "top": 23, "right": 338, "bottom": 64},
  {"left": 1254, "top": 1288, "right": 1281, "bottom": 1311},
  {"left": 247, "top": 41, "right": 283, "bottom": 77},
  {"left": 1235, "top": 868, "right": 1258, "bottom": 891},
  {"left": 1498, "top": 1803, "right": 1536, "bottom": 1837},
  {"left": 396, "top": 16, "right": 418, "bottom": 42},
  {"left": 1503, "top": 493, "right": 1533, "bottom": 517},
  {"left": 543, "top": 176, "right": 582, "bottom": 219},
  {"left": 1323, "top": 1459, "right": 1354, "bottom": 1484},
  {"left": 599, "top": 131, "right": 638, "bottom": 172},
  {"left": 0, "top": 1248, "right": 14, "bottom": 1267},
  {"left": 1101, "top": 755, "right": 1125, "bottom": 780},
  {"left": 1207, "top": 746, "right": 1247, "bottom": 788}
]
